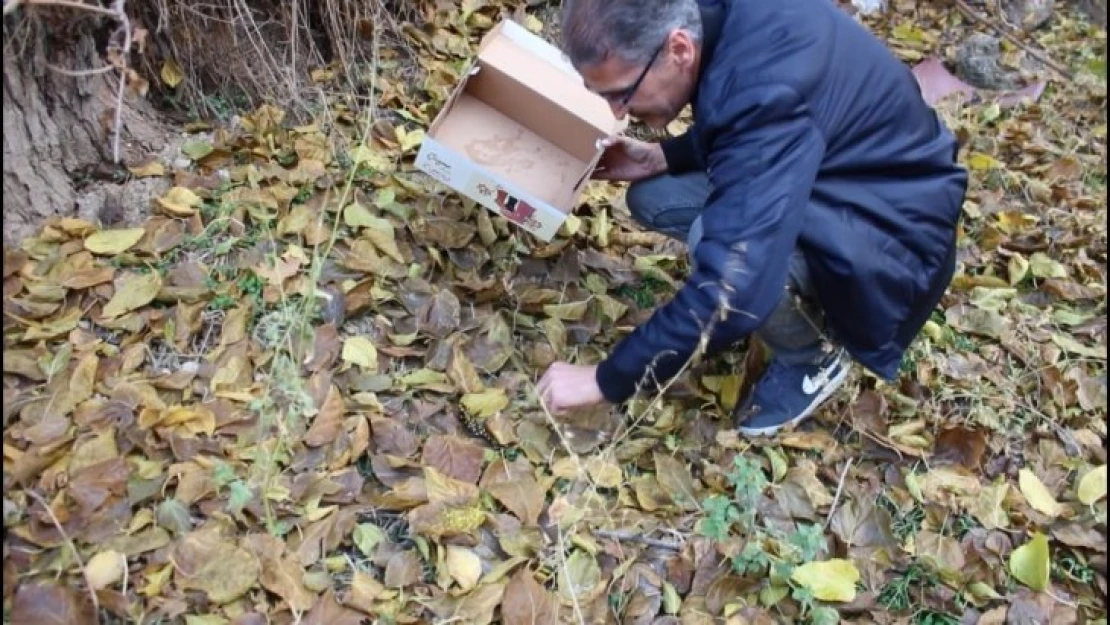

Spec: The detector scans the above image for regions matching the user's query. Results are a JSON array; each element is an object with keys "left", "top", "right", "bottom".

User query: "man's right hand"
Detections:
[{"left": 592, "top": 136, "right": 668, "bottom": 182}]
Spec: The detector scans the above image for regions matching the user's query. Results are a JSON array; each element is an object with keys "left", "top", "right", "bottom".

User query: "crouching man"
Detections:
[{"left": 537, "top": 0, "right": 968, "bottom": 436}]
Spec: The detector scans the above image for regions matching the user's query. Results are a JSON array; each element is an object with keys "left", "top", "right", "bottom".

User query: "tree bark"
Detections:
[{"left": 2, "top": 12, "right": 166, "bottom": 248}]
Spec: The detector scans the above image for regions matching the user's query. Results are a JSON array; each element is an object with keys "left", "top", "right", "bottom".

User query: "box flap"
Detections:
[{"left": 476, "top": 20, "right": 622, "bottom": 137}]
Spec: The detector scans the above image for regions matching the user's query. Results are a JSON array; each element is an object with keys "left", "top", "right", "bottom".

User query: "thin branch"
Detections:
[
  {"left": 824, "top": 457, "right": 854, "bottom": 530},
  {"left": 24, "top": 490, "right": 101, "bottom": 623},
  {"left": 109, "top": 0, "right": 130, "bottom": 164},
  {"left": 593, "top": 528, "right": 684, "bottom": 551},
  {"left": 45, "top": 62, "right": 115, "bottom": 76},
  {"left": 951, "top": 0, "right": 1071, "bottom": 79},
  {"left": 8, "top": 0, "right": 117, "bottom": 17}
]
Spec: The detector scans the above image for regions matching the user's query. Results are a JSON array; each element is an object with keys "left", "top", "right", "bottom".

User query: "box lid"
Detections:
[{"left": 475, "top": 19, "right": 622, "bottom": 137}]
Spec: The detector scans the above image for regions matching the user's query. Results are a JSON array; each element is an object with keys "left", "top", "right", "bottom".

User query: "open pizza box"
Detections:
[{"left": 414, "top": 18, "right": 625, "bottom": 241}]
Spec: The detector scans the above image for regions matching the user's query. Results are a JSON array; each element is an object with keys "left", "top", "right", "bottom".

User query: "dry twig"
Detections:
[
  {"left": 593, "top": 528, "right": 685, "bottom": 551},
  {"left": 24, "top": 490, "right": 100, "bottom": 623},
  {"left": 824, "top": 457, "right": 854, "bottom": 529},
  {"left": 951, "top": 0, "right": 1072, "bottom": 79}
]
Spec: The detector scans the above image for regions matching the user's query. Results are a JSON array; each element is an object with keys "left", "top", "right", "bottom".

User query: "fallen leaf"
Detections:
[
  {"left": 1077, "top": 464, "right": 1107, "bottom": 505},
  {"left": 341, "top": 336, "right": 379, "bottom": 370},
  {"left": 84, "top": 228, "right": 146, "bottom": 255},
  {"left": 790, "top": 559, "right": 860, "bottom": 602},
  {"left": 932, "top": 426, "right": 988, "bottom": 470},
  {"left": 84, "top": 549, "right": 125, "bottom": 590},
  {"left": 102, "top": 271, "right": 162, "bottom": 318},
  {"left": 1018, "top": 468, "right": 1065, "bottom": 518},
  {"left": 422, "top": 434, "right": 485, "bottom": 484},
  {"left": 444, "top": 545, "right": 482, "bottom": 590},
  {"left": 155, "top": 186, "right": 203, "bottom": 216},
  {"left": 557, "top": 550, "right": 603, "bottom": 606},
  {"left": 654, "top": 452, "right": 700, "bottom": 511},
  {"left": 161, "top": 58, "right": 185, "bottom": 87},
  {"left": 502, "top": 567, "right": 559, "bottom": 625},
  {"left": 10, "top": 583, "right": 96, "bottom": 625},
  {"left": 461, "top": 387, "right": 509, "bottom": 417},
  {"left": 1009, "top": 532, "right": 1050, "bottom": 591},
  {"left": 173, "top": 528, "right": 260, "bottom": 604},
  {"left": 486, "top": 475, "right": 545, "bottom": 525}
]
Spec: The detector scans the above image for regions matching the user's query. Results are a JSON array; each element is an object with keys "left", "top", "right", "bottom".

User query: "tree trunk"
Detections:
[{"left": 2, "top": 13, "right": 166, "bottom": 248}]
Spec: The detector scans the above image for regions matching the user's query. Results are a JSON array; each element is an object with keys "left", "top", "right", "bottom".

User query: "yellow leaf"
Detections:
[
  {"left": 543, "top": 301, "right": 588, "bottom": 321},
  {"left": 1077, "top": 465, "right": 1107, "bottom": 505},
  {"left": 1009, "top": 532, "right": 1050, "bottom": 591},
  {"left": 343, "top": 201, "right": 377, "bottom": 228},
  {"left": 460, "top": 388, "right": 509, "bottom": 418},
  {"left": 790, "top": 559, "right": 860, "bottom": 602},
  {"left": 1018, "top": 468, "right": 1064, "bottom": 517},
  {"left": 967, "top": 152, "right": 1000, "bottom": 170},
  {"left": 1007, "top": 253, "right": 1029, "bottom": 285},
  {"left": 342, "top": 336, "right": 379, "bottom": 370},
  {"left": 585, "top": 457, "right": 623, "bottom": 488},
  {"left": 1029, "top": 252, "right": 1068, "bottom": 279},
  {"left": 102, "top": 271, "right": 162, "bottom": 318},
  {"left": 85, "top": 228, "right": 146, "bottom": 255},
  {"left": 444, "top": 545, "right": 482, "bottom": 591},
  {"left": 155, "top": 186, "right": 203, "bottom": 217},
  {"left": 161, "top": 59, "right": 185, "bottom": 88},
  {"left": 522, "top": 13, "right": 544, "bottom": 33},
  {"left": 85, "top": 549, "right": 126, "bottom": 590},
  {"left": 140, "top": 563, "right": 174, "bottom": 597},
  {"left": 128, "top": 160, "right": 165, "bottom": 177},
  {"left": 398, "top": 128, "right": 425, "bottom": 153}
]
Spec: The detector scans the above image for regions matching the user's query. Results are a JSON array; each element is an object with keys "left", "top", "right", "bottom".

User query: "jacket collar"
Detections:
[
  {"left": 698, "top": 1, "right": 726, "bottom": 78},
  {"left": 692, "top": 1, "right": 725, "bottom": 108}
]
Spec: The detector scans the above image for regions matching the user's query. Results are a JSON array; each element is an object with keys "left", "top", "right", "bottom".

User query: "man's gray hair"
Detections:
[{"left": 560, "top": 0, "right": 703, "bottom": 68}]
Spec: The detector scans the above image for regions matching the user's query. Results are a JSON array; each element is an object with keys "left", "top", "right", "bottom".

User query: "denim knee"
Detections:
[{"left": 624, "top": 173, "right": 709, "bottom": 239}]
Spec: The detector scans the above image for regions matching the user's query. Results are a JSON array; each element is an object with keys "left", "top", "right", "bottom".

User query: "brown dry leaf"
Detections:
[
  {"left": 303, "top": 589, "right": 367, "bottom": 625},
  {"left": 9, "top": 583, "right": 96, "bottom": 625},
  {"left": 303, "top": 384, "right": 344, "bottom": 447},
  {"left": 173, "top": 526, "right": 260, "bottom": 604},
  {"left": 343, "top": 570, "right": 385, "bottom": 614},
  {"left": 259, "top": 554, "right": 317, "bottom": 613},
  {"left": 84, "top": 549, "right": 126, "bottom": 590},
  {"left": 102, "top": 271, "right": 162, "bottom": 318},
  {"left": 932, "top": 426, "right": 989, "bottom": 470},
  {"left": 421, "top": 434, "right": 485, "bottom": 483},
  {"left": 430, "top": 580, "right": 507, "bottom": 625},
  {"left": 444, "top": 545, "right": 482, "bottom": 590},
  {"left": 829, "top": 496, "right": 897, "bottom": 548},
  {"left": 1018, "top": 468, "right": 1065, "bottom": 518},
  {"left": 486, "top": 474, "right": 545, "bottom": 525},
  {"left": 654, "top": 452, "right": 700, "bottom": 511},
  {"left": 502, "top": 567, "right": 560, "bottom": 625}
]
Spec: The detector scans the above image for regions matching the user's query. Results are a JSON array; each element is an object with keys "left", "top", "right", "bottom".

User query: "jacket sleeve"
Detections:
[
  {"left": 595, "top": 82, "right": 826, "bottom": 404},
  {"left": 660, "top": 129, "right": 702, "bottom": 174}
]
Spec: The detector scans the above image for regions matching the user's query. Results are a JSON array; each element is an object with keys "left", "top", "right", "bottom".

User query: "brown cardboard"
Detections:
[{"left": 415, "top": 19, "right": 624, "bottom": 240}]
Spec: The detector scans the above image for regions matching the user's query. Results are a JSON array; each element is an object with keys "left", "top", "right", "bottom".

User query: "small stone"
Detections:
[
  {"left": 1000, "top": 0, "right": 1055, "bottom": 31},
  {"left": 955, "top": 34, "right": 1019, "bottom": 90}
]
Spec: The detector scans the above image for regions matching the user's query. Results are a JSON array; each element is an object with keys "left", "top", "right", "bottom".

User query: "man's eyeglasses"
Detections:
[{"left": 601, "top": 42, "right": 665, "bottom": 107}]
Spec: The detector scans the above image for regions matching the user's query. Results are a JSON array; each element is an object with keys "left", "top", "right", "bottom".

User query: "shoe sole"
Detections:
[{"left": 737, "top": 360, "right": 851, "bottom": 437}]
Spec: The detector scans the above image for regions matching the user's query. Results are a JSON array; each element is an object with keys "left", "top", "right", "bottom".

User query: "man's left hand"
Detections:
[{"left": 537, "top": 362, "right": 606, "bottom": 415}]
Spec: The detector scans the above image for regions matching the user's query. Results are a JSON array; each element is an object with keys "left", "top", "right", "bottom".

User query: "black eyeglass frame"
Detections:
[{"left": 600, "top": 42, "right": 666, "bottom": 107}]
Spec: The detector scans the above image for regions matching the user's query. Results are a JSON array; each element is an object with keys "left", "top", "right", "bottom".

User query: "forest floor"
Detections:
[{"left": 2, "top": 1, "right": 1107, "bottom": 624}]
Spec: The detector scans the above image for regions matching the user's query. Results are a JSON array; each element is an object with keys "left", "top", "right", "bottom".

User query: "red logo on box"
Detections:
[{"left": 494, "top": 188, "right": 536, "bottom": 225}]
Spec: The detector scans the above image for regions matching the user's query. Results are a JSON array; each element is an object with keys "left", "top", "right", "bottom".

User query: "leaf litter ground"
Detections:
[{"left": 2, "top": 2, "right": 1106, "bottom": 624}]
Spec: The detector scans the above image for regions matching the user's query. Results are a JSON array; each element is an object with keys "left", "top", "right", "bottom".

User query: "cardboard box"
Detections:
[{"left": 415, "top": 19, "right": 624, "bottom": 241}]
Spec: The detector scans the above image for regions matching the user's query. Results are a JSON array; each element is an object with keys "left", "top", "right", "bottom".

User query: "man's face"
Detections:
[{"left": 578, "top": 30, "right": 699, "bottom": 129}]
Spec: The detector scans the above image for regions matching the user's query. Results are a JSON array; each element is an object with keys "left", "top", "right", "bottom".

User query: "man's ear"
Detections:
[{"left": 667, "top": 29, "right": 697, "bottom": 68}]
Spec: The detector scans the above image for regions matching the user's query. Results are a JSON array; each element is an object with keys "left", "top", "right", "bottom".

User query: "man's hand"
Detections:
[
  {"left": 537, "top": 362, "right": 606, "bottom": 415},
  {"left": 592, "top": 136, "right": 667, "bottom": 182}
]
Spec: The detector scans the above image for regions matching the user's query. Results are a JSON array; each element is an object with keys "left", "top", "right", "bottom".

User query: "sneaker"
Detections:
[{"left": 733, "top": 347, "right": 850, "bottom": 437}]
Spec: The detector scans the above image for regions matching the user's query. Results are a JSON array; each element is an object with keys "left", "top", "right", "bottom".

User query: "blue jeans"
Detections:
[{"left": 626, "top": 172, "right": 830, "bottom": 365}]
